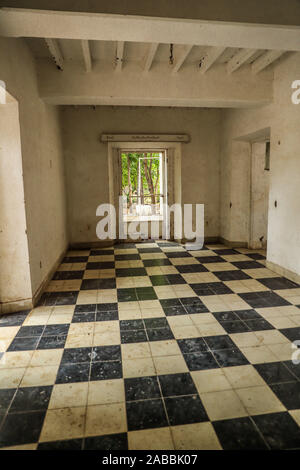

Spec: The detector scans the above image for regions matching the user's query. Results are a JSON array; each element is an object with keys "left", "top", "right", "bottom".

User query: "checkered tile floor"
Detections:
[{"left": 1, "top": 241, "right": 300, "bottom": 450}]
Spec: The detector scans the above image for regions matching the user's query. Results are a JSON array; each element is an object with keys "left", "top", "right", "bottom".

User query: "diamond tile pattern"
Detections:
[{"left": 0, "top": 241, "right": 300, "bottom": 450}]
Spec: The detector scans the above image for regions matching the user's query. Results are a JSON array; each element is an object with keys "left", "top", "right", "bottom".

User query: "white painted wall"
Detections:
[
  {"left": 0, "top": 97, "right": 32, "bottom": 312},
  {"left": 62, "top": 106, "right": 221, "bottom": 244},
  {"left": 220, "top": 52, "right": 300, "bottom": 278},
  {"left": 0, "top": 38, "right": 68, "bottom": 302}
]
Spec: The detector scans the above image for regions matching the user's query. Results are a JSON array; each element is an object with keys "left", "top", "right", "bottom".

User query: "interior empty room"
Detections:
[{"left": 0, "top": 0, "right": 300, "bottom": 452}]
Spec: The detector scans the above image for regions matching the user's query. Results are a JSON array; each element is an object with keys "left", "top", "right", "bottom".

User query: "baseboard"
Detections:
[
  {"left": 266, "top": 260, "right": 300, "bottom": 285},
  {"left": 32, "top": 244, "right": 69, "bottom": 307},
  {"left": 219, "top": 237, "right": 248, "bottom": 248},
  {"left": 71, "top": 237, "right": 220, "bottom": 248},
  {"left": 0, "top": 298, "right": 33, "bottom": 315},
  {"left": 69, "top": 241, "right": 115, "bottom": 249}
]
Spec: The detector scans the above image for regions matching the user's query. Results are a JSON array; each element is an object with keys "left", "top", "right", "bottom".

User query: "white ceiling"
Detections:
[{"left": 26, "top": 38, "right": 268, "bottom": 69}]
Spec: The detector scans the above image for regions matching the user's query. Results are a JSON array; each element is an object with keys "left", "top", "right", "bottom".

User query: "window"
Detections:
[{"left": 121, "top": 152, "right": 163, "bottom": 221}]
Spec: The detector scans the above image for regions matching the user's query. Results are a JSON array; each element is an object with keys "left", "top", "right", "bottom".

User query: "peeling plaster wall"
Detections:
[
  {"left": 0, "top": 37, "right": 68, "bottom": 300},
  {"left": 0, "top": 98, "right": 32, "bottom": 310},
  {"left": 62, "top": 106, "right": 221, "bottom": 244},
  {"left": 220, "top": 52, "right": 300, "bottom": 278}
]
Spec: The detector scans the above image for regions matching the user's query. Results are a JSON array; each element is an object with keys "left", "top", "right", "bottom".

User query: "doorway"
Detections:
[
  {"left": 249, "top": 140, "right": 270, "bottom": 249},
  {"left": 108, "top": 141, "right": 182, "bottom": 243},
  {"left": 120, "top": 151, "right": 164, "bottom": 239},
  {"left": 0, "top": 87, "right": 32, "bottom": 312}
]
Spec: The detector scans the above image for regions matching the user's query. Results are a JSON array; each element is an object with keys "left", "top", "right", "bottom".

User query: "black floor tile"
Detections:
[
  {"left": 126, "top": 399, "right": 168, "bottom": 431},
  {"left": 245, "top": 318, "right": 274, "bottom": 331},
  {"left": 120, "top": 319, "right": 144, "bottom": 331},
  {"left": 0, "top": 311, "right": 29, "bottom": 327},
  {"left": 253, "top": 412, "right": 300, "bottom": 449},
  {"left": 164, "top": 395, "right": 208, "bottom": 426},
  {"left": 114, "top": 243, "right": 136, "bottom": 249},
  {"left": 7, "top": 336, "right": 40, "bottom": 352},
  {"left": 166, "top": 274, "right": 186, "bottom": 285},
  {"left": 213, "top": 311, "right": 239, "bottom": 322},
  {"left": 283, "top": 361, "right": 300, "bottom": 379},
  {"left": 38, "top": 439, "right": 83, "bottom": 450},
  {"left": 214, "top": 249, "right": 239, "bottom": 255},
  {"left": 56, "top": 362, "right": 90, "bottom": 384},
  {"left": 239, "top": 292, "right": 290, "bottom": 308},
  {"left": 144, "top": 317, "right": 168, "bottom": 329},
  {"left": 90, "top": 249, "right": 114, "bottom": 256},
  {"left": 116, "top": 268, "right": 147, "bottom": 277},
  {"left": 183, "top": 352, "right": 219, "bottom": 371},
  {"left": 160, "top": 298, "right": 181, "bottom": 308},
  {"left": 235, "top": 309, "right": 262, "bottom": 321},
  {"left": 213, "top": 348, "right": 249, "bottom": 368},
  {"left": 177, "top": 264, "right": 208, "bottom": 273},
  {"left": 163, "top": 305, "right": 187, "bottom": 316},
  {"left": 219, "top": 320, "right": 250, "bottom": 334},
  {"left": 190, "top": 283, "right": 214, "bottom": 296},
  {"left": 93, "top": 345, "right": 121, "bottom": 362},
  {"left": 37, "top": 335, "right": 67, "bottom": 350},
  {"left": 10, "top": 386, "right": 52, "bottom": 412},
  {"left": 146, "top": 327, "right": 174, "bottom": 342},
  {"left": 61, "top": 347, "right": 92, "bottom": 364},
  {"left": 166, "top": 252, "right": 191, "bottom": 258},
  {"left": 117, "top": 288, "right": 138, "bottom": 302},
  {"left": 213, "top": 417, "right": 268, "bottom": 450},
  {"left": 150, "top": 275, "right": 169, "bottom": 286},
  {"left": 97, "top": 303, "right": 118, "bottom": 312},
  {"left": 177, "top": 338, "right": 207, "bottom": 354},
  {"left": 74, "top": 304, "right": 97, "bottom": 313},
  {"left": 125, "top": 376, "right": 161, "bottom": 401},
  {"left": 208, "top": 283, "right": 234, "bottom": 295},
  {"left": 270, "top": 381, "right": 300, "bottom": 409},
  {"left": 72, "top": 312, "right": 96, "bottom": 323},
  {"left": 54, "top": 292, "right": 79, "bottom": 305},
  {"left": 184, "top": 303, "right": 209, "bottom": 314},
  {"left": 259, "top": 277, "right": 299, "bottom": 290},
  {"left": 96, "top": 310, "right": 118, "bottom": 321},
  {"left": 214, "top": 270, "right": 251, "bottom": 281},
  {"left": 43, "top": 324, "right": 70, "bottom": 336},
  {"left": 158, "top": 373, "right": 197, "bottom": 397},
  {"left": 115, "top": 254, "right": 140, "bottom": 261},
  {"left": 16, "top": 325, "right": 44, "bottom": 337},
  {"left": 143, "top": 259, "right": 171, "bottom": 267},
  {"left": 280, "top": 327, "right": 300, "bottom": 343},
  {"left": 0, "top": 389, "right": 16, "bottom": 413},
  {"left": 0, "top": 411, "right": 46, "bottom": 447},
  {"left": 247, "top": 253, "right": 266, "bottom": 260},
  {"left": 121, "top": 330, "right": 148, "bottom": 344},
  {"left": 84, "top": 433, "right": 128, "bottom": 450},
  {"left": 232, "top": 261, "right": 264, "bottom": 270},
  {"left": 80, "top": 279, "right": 102, "bottom": 290},
  {"left": 204, "top": 335, "right": 236, "bottom": 351},
  {"left": 38, "top": 293, "right": 56, "bottom": 306},
  {"left": 138, "top": 247, "right": 162, "bottom": 253},
  {"left": 196, "top": 256, "right": 224, "bottom": 263},
  {"left": 180, "top": 297, "right": 204, "bottom": 306},
  {"left": 90, "top": 360, "right": 122, "bottom": 381},
  {"left": 136, "top": 287, "right": 157, "bottom": 301},
  {"left": 81, "top": 278, "right": 116, "bottom": 290},
  {"left": 52, "top": 271, "right": 84, "bottom": 280},
  {"left": 254, "top": 362, "right": 297, "bottom": 385}
]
